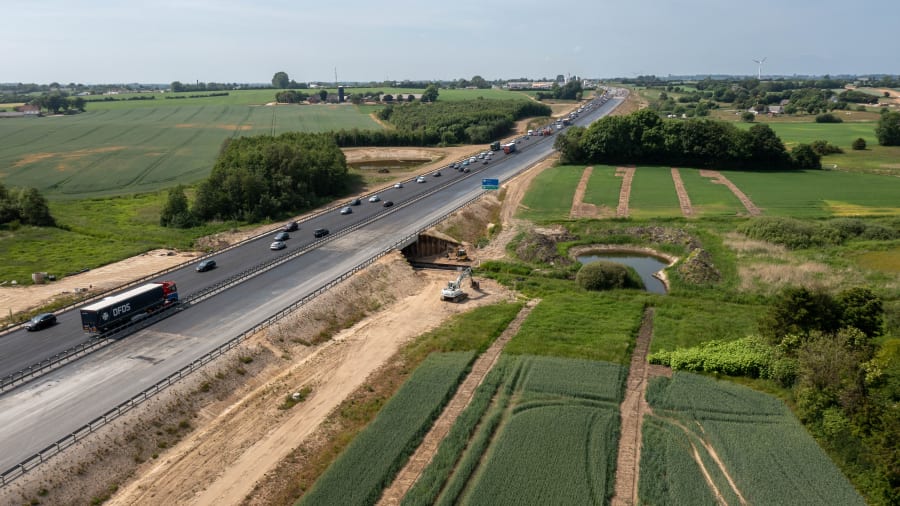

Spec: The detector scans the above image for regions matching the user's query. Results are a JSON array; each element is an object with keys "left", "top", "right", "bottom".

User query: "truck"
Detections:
[
  {"left": 502, "top": 142, "right": 517, "bottom": 154},
  {"left": 489, "top": 141, "right": 501, "bottom": 151},
  {"left": 80, "top": 281, "right": 179, "bottom": 334},
  {"left": 542, "top": 127, "right": 553, "bottom": 136}
]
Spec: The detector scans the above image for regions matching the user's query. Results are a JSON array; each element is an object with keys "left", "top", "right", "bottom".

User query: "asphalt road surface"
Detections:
[{"left": 0, "top": 92, "right": 624, "bottom": 474}]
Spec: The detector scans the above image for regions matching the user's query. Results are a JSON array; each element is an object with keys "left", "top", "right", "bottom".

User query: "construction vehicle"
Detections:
[
  {"left": 441, "top": 267, "right": 479, "bottom": 302},
  {"left": 447, "top": 246, "right": 469, "bottom": 261}
]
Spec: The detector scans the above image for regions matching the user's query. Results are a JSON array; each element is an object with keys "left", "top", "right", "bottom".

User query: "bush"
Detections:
[
  {"left": 791, "top": 143, "right": 822, "bottom": 169},
  {"left": 810, "top": 140, "right": 844, "bottom": 156},
  {"left": 875, "top": 111, "right": 900, "bottom": 146},
  {"left": 815, "top": 113, "right": 843, "bottom": 123},
  {"left": 576, "top": 261, "right": 640, "bottom": 291},
  {"left": 741, "top": 111, "right": 756, "bottom": 122},
  {"left": 851, "top": 137, "right": 867, "bottom": 150}
]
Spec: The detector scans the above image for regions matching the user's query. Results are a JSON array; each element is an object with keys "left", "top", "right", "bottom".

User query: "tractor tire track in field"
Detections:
[
  {"left": 671, "top": 168, "right": 694, "bottom": 217},
  {"left": 231, "top": 106, "right": 253, "bottom": 138},
  {"left": 699, "top": 170, "right": 761, "bottom": 216},
  {"left": 0, "top": 109, "right": 110, "bottom": 156},
  {"left": 121, "top": 106, "right": 228, "bottom": 189},
  {"left": 377, "top": 299, "right": 541, "bottom": 506},
  {"left": 611, "top": 307, "right": 655, "bottom": 506},
  {"left": 616, "top": 166, "right": 635, "bottom": 217}
]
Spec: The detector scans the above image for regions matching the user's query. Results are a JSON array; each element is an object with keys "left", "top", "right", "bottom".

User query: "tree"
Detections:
[
  {"left": 170, "top": 81, "right": 185, "bottom": 93},
  {"left": 421, "top": 84, "right": 439, "bottom": 103},
  {"left": 272, "top": 71, "right": 290, "bottom": 89},
  {"left": 791, "top": 143, "right": 822, "bottom": 169},
  {"left": 18, "top": 187, "right": 54, "bottom": 226},
  {"left": 159, "top": 185, "right": 194, "bottom": 228},
  {"left": 875, "top": 111, "right": 900, "bottom": 146},
  {"left": 851, "top": 137, "right": 866, "bottom": 150},
  {"left": 470, "top": 75, "right": 490, "bottom": 89},
  {"left": 741, "top": 111, "right": 756, "bottom": 122},
  {"left": 838, "top": 287, "right": 883, "bottom": 339},
  {"left": 760, "top": 286, "right": 842, "bottom": 344},
  {"left": 318, "top": 89, "right": 328, "bottom": 101}
]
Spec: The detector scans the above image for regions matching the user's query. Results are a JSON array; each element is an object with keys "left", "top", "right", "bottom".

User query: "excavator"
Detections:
[{"left": 441, "top": 267, "right": 479, "bottom": 302}]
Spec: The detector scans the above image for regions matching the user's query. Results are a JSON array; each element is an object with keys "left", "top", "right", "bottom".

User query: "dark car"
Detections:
[
  {"left": 314, "top": 228, "right": 330, "bottom": 238},
  {"left": 25, "top": 313, "right": 57, "bottom": 331},
  {"left": 196, "top": 259, "right": 217, "bottom": 272},
  {"left": 282, "top": 221, "right": 298, "bottom": 232},
  {"left": 274, "top": 231, "right": 290, "bottom": 241},
  {"left": 349, "top": 198, "right": 361, "bottom": 206},
  {"left": 382, "top": 200, "right": 394, "bottom": 208},
  {"left": 433, "top": 171, "right": 441, "bottom": 177}
]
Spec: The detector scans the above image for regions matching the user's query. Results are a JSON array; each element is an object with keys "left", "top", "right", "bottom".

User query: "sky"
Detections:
[{"left": 4, "top": 0, "right": 899, "bottom": 84}]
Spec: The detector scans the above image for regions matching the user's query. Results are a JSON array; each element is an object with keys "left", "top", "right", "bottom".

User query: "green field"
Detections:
[
  {"left": 517, "top": 165, "right": 586, "bottom": 221},
  {"left": 677, "top": 167, "right": 745, "bottom": 216},
  {"left": 581, "top": 165, "right": 620, "bottom": 211},
  {"left": 414, "top": 355, "right": 624, "bottom": 506},
  {"left": 0, "top": 103, "right": 380, "bottom": 199},
  {"left": 299, "top": 351, "right": 475, "bottom": 506},
  {"left": 643, "top": 373, "right": 865, "bottom": 505},
  {"left": 725, "top": 169, "right": 900, "bottom": 217},
  {"left": 505, "top": 292, "right": 646, "bottom": 364},
  {"left": 628, "top": 166, "right": 682, "bottom": 219}
]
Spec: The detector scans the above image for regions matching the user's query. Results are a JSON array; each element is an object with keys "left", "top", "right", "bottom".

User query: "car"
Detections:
[
  {"left": 282, "top": 221, "right": 298, "bottom": 232},
  {"left": 416, "top": 176, "right": 426, "bottom": 183},
  {"left": 270, "top": 241, "right": 286, "bottom": 250},
  {"left": 482, "top": 159, "right": 489, "bottom": 165},
  {"left": 469, "top": 157, "right": 477, "bottom": 163},
  {"left": 340, "top": 206, "right": 353, "bottom": 215},
  {"left": 463, "top": 167, "right": 470, "bottom": 173},
  {"left": 349, "top": 198, "right": 361, "bottom": 206},
  {"left": 274, "top": 231, "right": 290, "bottom": 241},
  {"left": 314, "top": 228, "right": 329, "bottom": 238},
  {"left": 394, "top": 183, "right": 404, "bottom": 189},
  {"left": 461, "top": 160, "right": 469, "bottom": 166},
  {"left": 25, "top": 312, "right": 57, "bottom": 331},
  {"left": 433, "top": 171, "right": 441, "bottom": 177},
  {"left": 195, "top": 259, "right": 217, "bottom": 272},
  {"left": 368, "top": 195, "right": 380, "bottom": 203},
  {"left": 382, "top": 200, "right": 394, "bottom": 208}
]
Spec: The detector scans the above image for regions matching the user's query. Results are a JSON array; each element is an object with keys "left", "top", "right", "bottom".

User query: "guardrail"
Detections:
[
  {"left": 0, "top": 94, "right": 622, "bottom": 486},
  {"left": 0, "top": 180, "right": 495, "bottom": 488}
]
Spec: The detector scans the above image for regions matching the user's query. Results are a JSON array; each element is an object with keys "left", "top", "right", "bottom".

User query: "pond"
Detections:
[
  {"left": 348, "top": 159, "right": 429, "bottom": 172},
  {"left": 576, "top": 252, "right": 670, "bottom": 294}
]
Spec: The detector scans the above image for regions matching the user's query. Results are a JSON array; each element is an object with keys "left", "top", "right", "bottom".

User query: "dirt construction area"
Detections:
[{"left": 2, "top": 97, "right": 629, "bottom": 505}]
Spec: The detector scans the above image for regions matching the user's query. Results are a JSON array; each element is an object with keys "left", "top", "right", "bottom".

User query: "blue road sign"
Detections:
[{"left": 482, "top": 178, "right": 499, "bottom": 190}]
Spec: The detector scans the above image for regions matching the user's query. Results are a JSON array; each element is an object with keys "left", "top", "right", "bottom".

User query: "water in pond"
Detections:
[{"left": 576, "top": 252, "right": 669, "bottom": 294}]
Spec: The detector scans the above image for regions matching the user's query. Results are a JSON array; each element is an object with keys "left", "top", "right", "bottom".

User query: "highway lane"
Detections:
[
  {"left": 0, "top": 91, "right": 618, "bottom": 380},
  {"left": 0, "top": 92, "right": 623, "bottom": 473}
]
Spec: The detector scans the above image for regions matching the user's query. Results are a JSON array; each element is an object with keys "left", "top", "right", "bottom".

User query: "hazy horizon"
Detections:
[{"left": 5, "top": 0, "right": 899, "bottom": 84}]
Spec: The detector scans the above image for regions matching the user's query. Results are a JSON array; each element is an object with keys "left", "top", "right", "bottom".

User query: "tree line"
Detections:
[
  {"left": 554, "top": 109, "right": 821, "bottom": 169},
  {"left": 0, "top": 183, "right": 54, "bottom": 227},
  {"left": 162, "top": 132, "right": 352, "bottom": 225}
]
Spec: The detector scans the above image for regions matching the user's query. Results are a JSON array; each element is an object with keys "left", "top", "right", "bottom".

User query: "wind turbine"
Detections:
[{"left": 752, "top": 57, "right": 767, "bottom": 80}]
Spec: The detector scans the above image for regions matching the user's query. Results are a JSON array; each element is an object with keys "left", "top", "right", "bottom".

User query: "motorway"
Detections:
[{"left": 0, "top": 92, "right": 624, "bottom": 475}]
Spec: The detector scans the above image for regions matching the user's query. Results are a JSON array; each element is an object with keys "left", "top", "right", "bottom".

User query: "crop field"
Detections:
[
  {"left": 580, "top": 165, "right": 620, "bottom": 211},
  {"left": 0, "top": 103, "right": 381, "bottom": 199},
  {"left": 725, "top": 169, "right": 900, "bottom": 217},
  {"left": 504, "top": 292, "right": 646, "bottom": 364},
  {"left": 299, "top": 351, "right": 474, "bottom": 506},
  {"left": 409, "top": 355, "right": 625, "bottom": 506},
  {"left": 642, "top": 373, "right": 865, "bottom": 505},
  {"left": 676, "top": 167, "right": 745, "bottom": 216},
  {"left": 517, "top": 165, "right": 585, "bottom": 222},
  {"left": 628, "top": 166, "right": 682, "bottom": 219},
  {"left": 518, "top": 161, "right": 900, "bottom": 220}
]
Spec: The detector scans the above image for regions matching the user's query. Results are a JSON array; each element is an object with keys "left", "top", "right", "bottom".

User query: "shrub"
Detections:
[
  {"left": 851, "top": 137, "right": 867, "bottom": 150},
  {"left": 741, "top": 111, "right": 756, "bottom": 122},
  {"left": 810, "top": 139, "right": 844, "bottom": 156},
  {"left": 815, "top": 113, "right": 843, "bottom": 123},
  {"left": 576, "top": 261, "right": 639, "bottom": 291},
  {"left": 791, "top": 144, "right": 822, "bottom": 169}
]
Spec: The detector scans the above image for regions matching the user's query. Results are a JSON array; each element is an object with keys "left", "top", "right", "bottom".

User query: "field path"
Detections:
[
  {"left": 611, "top": 307, "right": 656, "bottom": 506},
  {"left": 377, "top": 299, "right": 541, "bottom": 505},
  {"left": 699, "top": 170, "right": 761, "bottom": 216},
  {"left": 570, "top": 166, "right": 601, "bottom": 219},
  {"left": 671, "top": 168, "right": 694, "bottom": 217},
  {"left": 616, "top": 166, "right": 636, "bottom": 217}
]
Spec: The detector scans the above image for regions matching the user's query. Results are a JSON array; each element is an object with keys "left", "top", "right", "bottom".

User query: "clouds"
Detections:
[{"left": 4, "top": 0, "right": 899, "bottom": 83}]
